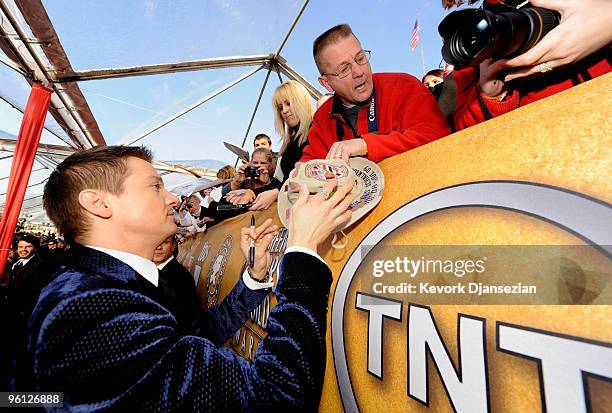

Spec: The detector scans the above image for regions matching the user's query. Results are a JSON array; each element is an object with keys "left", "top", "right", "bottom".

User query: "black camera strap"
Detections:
[{"left": 477, "top": 93, "right": 494, "bottom": 121}]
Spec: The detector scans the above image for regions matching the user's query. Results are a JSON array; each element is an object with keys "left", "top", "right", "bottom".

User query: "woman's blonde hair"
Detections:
[
  {"left": 216, "top": 165, "right": 236, "bottom": 179},
  {"left": 272, "top": 80, "right": 314, "bottom": 154}
]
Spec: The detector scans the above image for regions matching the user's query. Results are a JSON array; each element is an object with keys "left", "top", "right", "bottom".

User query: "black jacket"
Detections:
[
  {"left": 158, "top": 257, "right": 199, "bottom": 331},
  {"left": 25, "top": 246, "right": 331, "bottom": 411}
]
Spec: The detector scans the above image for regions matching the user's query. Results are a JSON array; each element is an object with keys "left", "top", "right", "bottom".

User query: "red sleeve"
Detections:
[
  {"left": 452, "top": 67, "right": 519, "bottom": 131},
  {"left": 363, "top": 80, "right": 451, "bottom": 163},
  {"left": 300, "top": 116, "right": 329, "bottom": 162}
]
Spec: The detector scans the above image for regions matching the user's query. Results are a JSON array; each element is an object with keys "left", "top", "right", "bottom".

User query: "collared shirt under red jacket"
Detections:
[{"left": 300, "top": 73, "right": 451, "bottom": 163}]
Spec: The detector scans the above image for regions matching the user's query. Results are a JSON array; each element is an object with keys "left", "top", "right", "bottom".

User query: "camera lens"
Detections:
[
  {"left": 439, "top": 7, "right": 559, "bottom": 68},
  {"left": 459, "top": 18, "right": 490, "bottom": 56}
]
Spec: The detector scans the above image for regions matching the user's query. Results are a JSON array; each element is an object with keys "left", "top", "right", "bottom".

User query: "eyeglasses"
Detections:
[{"left": 321, "top": 50, "right": 371, "bottom": 79}]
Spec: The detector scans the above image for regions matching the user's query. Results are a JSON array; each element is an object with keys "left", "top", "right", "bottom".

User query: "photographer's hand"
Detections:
[
  {"left": 504, "top": 0, "right": 612, "bottom": 81},
  {"left": 226, "top": 189, "right": 253, "bottom": 205},
  {"left": 231, "top": 165, "right": 246, "bottom": 191},
  {"left": 258, "top": 166, "right": 271, "bottom": 185},
  {"left": 250, "top": 188, "right": 279, "bottom": 211},
  {"left": 477, "top": 58, "right": 509, "bottom": 97}
]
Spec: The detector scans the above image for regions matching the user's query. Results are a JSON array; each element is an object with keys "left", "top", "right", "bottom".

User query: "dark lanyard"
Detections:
[{"left": 334, "top": 88, "right": 378, "bottom": 141}]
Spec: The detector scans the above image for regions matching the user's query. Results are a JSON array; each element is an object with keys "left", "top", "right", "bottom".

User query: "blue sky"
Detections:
[{"left": 1, "top": 0, "right": 469, "bottom": 166}]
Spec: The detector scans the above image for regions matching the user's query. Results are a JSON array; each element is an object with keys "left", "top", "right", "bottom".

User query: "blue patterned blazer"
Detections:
[{"left": 24, "top": 246, "right": 332, "bottom": 412}]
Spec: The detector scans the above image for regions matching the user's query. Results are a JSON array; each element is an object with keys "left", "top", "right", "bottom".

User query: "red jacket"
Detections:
[
  {"left": 301, "top": 73, "right": 451, "bottom": 163},
  {"left": 452, "top": 47, "right": 612, "bottom": 130}
]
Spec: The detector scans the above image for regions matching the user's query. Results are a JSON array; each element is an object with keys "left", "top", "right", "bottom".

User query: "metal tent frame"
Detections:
[{"left": 0, "top": 0, "right": 322, "bottom": 221}]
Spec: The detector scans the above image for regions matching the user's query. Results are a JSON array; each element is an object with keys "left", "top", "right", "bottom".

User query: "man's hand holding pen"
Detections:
[{"left": 240, "top": 217, "right": 278, "bottom": 281}]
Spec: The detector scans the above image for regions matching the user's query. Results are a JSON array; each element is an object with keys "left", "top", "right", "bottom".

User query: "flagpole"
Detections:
[
  {"left": 419, "top": 36, "right": 426, "bottom": 76},
  {"left": 417, "top": 12, "right": 426, "bottom": 76}
]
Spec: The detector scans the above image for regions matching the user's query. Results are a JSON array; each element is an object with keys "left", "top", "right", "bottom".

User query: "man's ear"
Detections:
[
  {"left": 78, "top": 190, "right": 112, "bottom": 219},
  {"left": 318, "top": 75, "right": 334, "bottom": 93}
]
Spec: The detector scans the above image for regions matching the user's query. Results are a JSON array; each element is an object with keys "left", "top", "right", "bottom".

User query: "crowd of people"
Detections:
[
  {"left": 178, "top": 0, "right": 611, "bottom": 227},
  {"left": 1, "top": 0, "right": 610, "bottom": 409},
  {"left": 1, "top": 232, "right": 65, "bottom": 313}
]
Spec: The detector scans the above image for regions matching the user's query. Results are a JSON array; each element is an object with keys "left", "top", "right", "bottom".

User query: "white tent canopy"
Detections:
[{"left": 0, "top": 0, "right": 455, "bottom": 224}]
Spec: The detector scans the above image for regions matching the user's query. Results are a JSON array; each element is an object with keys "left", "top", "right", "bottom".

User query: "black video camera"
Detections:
[
  {"left": 438, "top": 2, "right": 559, "bottom": 68},
  {"left": 217, "top": 203, "right": 253, "bottom": 211},
  {"left": 244, "top": 166, "right": 261, "bottom": 179}
]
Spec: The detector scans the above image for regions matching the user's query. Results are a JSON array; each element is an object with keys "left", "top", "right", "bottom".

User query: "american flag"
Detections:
[{"left": 410, "top": 19, "right": 420, "bottom": 51}]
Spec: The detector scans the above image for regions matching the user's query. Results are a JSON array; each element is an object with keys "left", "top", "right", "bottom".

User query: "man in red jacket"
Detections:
[{"left": 301, "top": 24, "right": 451, "bottom": 163}]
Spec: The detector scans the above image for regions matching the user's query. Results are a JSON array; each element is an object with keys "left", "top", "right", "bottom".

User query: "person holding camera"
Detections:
[
  {"left": 441, "top": 0, "right": 612, "bottom": 130},
  {"left": 225, "top": 148, "right": 282, "bottom": 206},
  {"left": 176, "top": 196, "right": 208, "bottom": 230},
  {"left": 249, "top": 80, "right": 315, "bottom": 211}
]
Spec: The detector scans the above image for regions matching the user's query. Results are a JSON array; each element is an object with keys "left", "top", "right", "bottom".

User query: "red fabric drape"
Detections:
[{"left": 0, "top": 83, "right": 52, "bottom": 282}]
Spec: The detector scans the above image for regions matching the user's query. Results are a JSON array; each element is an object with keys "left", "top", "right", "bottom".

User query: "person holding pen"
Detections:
[{"left": 23, "top": 145, "right": 354, "bottom": 411}]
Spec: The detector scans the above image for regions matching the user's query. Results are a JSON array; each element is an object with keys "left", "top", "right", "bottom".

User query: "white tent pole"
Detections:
[
  {"left": 276, "top": 60, "right": 322, "bottom": 99},
  {"left": 0, "top": 95, "right": 74, "bottom": 145},
  {"left": 236, "top": 67, "right": 274, "bottom": 163},
  {"left": 60, "top": 54, "right": 273, "bottom": 82},
  {"left": 121, "top": 66, "right": 263, "bottom": 146},
  {"left": 0, "top": 167, "right": 46, "bottom": 181},
  {"left": 0, "top": 1, "right": 98, "bottom": 149},
  {"left": 0, "top": 178, "right": 48, "bottom": 197},
  {"left": 0, "top": 53, "right": 28, "bottom": 77}
]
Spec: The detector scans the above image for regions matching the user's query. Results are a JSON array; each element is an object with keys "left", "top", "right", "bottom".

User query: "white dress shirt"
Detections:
[
  {"left": 156, "top": 256, "right": 174, "bottom": 271},
  {"left": 86, "top": 245, "right": 323, "bottom": 292},
  {"left": 241, "top": 246, "right": 324, "bottom": 290},
  {"left": 87, "top": 246, "right": 159, "bottom": 287},
  {"left": 13, "top": 255, "right": 34, "bottom": 270}
]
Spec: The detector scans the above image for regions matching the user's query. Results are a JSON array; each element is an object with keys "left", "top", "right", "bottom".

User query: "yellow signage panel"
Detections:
[{"left": 180, "top": 74, "right": 612, "bottom": 412}]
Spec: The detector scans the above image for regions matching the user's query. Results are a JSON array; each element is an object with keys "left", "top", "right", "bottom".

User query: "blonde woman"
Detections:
[{"left": 250, "top": 80, "right": 314, "bottom": 211}]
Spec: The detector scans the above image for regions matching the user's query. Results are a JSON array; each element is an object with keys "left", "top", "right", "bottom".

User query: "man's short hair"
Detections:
[
  {"left": 18, "top": 233, "right": 39, "bottom": 249},
  {"left": 313, "top": 24, "right": 355, "bottom": 73},
  {"left": 253, "top": 134, "right": 272, "bottom": 146},
  {"left": 43, "top": 145, "right": 153, "bottom": 245}
]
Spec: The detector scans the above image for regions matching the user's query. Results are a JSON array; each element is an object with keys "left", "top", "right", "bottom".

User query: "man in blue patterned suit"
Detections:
[{"left": 24, "top": 145, "right": 353, "bottom": 411}]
